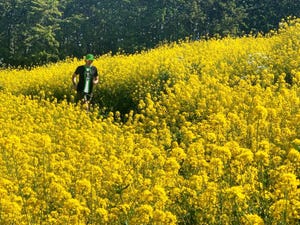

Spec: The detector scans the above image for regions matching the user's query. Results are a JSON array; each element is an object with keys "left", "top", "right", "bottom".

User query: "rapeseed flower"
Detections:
[{"left": 1, "top": 18, "right": 300, "bottom": 224}]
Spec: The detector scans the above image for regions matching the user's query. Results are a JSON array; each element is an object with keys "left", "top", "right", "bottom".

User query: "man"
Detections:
[{"left": 72, "top": 54, "right": 99, "bottom": 111}]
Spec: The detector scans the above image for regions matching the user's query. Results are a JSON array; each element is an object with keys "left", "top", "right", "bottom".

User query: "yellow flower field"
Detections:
[{"left": 0, "top": 18, "right": 300, "bottom": 224}]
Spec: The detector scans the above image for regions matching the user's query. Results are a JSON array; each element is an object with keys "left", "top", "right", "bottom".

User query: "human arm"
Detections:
[
  {"left": 72, "top": 73, "right": 77, "bottom": 90},
  {"left": 93, "top": 66, "right": 99, "bottom": 85},
  {"left": 93, "top": 75, "right": 99, "bottom": 85}
]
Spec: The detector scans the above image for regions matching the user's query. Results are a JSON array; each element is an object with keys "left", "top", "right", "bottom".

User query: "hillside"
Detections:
[{"left": 0, "top": 19, "right": 299, "bottom": 224}]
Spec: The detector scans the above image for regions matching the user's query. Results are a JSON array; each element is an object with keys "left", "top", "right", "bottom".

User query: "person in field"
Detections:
[{"left": 72, "top": 54, "right": 99, "bottom": 111}]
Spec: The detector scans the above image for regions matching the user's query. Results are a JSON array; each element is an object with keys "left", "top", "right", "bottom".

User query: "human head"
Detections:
[
  {"left": 85, "top": 54, "right": 94, "bottom": 61},
  {"left": 85, "top": 54, "right": 94, "bottom": 65}
]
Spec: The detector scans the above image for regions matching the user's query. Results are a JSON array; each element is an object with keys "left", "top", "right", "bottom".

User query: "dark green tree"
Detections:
[
  {"left": 0, "top": 0, "right": 61, "bottom": 67},
  {"left": 236, "top": 0, "right": 300, "bottom": 34},
  {"left": 24, "top": 0, "right": 61, "bottom": 65},
  {"left": 0, "top": 0, "right": 26, "bottom": 66},
  {"left": 56, "top": 0, "right": 86, "bottom": 58}
]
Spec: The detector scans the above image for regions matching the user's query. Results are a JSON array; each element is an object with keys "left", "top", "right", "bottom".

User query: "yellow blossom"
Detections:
[{"left": 1, "top": 19, "right": 300, "bottom": 224}]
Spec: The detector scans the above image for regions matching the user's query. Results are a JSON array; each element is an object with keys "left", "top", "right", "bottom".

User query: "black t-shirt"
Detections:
[{"left": 74, "top": 65, "right": 98, "bottom": 93}]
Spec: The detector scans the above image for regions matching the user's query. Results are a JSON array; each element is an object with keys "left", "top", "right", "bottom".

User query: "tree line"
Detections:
[{"left": 1, "top": 0, "right": 299, "bottom": 67}]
